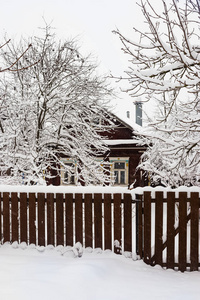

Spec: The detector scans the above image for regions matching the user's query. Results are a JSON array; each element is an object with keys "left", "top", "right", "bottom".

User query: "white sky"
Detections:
[
  {"left": 1, "top": 0, "right": 161, "bottom": 122},
  {"left": 1, "top": 0, "right": 143, "bottom": 74}
]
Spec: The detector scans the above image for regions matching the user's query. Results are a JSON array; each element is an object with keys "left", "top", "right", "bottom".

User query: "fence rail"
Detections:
[{"left": 0, "top": 189, "right": 200, "bottom": 272}]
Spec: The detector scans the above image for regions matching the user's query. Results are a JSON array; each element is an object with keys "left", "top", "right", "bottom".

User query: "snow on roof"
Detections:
[
  {"left": 103, "top": 139, "right": 139, "bottom": 145},
  {"left": 109, "top": 97, "right": 143, "bottom": 133}
]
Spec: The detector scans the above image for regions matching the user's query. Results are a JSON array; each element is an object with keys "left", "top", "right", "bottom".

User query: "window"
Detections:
[
  {"left": 114, "top": 162, "right": 125, "bottom": 169},
  {"left": 63, "top": 163, "right": 75, "bottom": 184},
  {"left": 61, "top": 160, "right": 76, "bottom": 185},
  {"left": 110, "top": 158, "right": 129, "bottom": 185}
]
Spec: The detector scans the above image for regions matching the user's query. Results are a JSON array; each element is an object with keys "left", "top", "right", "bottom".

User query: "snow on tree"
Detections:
[
  {"left": 113, "top": 0, "right": 200, "bottom": 187},
  {"left": 0, "top": 25, "right": 114, "bottom": 185}
]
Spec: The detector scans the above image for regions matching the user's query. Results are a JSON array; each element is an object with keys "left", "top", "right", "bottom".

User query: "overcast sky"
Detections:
[
  {"left": 1, "top": 0, "right": 160, "bottom": 121},
  {"left": 2, "top": 0, "right": 144, "bottom": 73}
]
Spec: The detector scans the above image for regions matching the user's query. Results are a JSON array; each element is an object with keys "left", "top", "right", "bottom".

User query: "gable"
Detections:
[{"left": 100, "top": 114, "right": 135, "bottom": 140}]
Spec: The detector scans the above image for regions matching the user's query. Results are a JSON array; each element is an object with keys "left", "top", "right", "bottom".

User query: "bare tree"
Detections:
[
  {"left": 0, "top": 26, "right": 114, "bottom": 185},
  {"left": 0, "top": 39, "right": 38, "bottom": 72},
  {"left": 113, "top": 0, "right": 200, "bottom": 187}
]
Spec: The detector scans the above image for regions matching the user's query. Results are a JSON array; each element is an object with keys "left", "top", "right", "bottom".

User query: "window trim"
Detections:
[
  {"left": 109, "top": 157, "right": 129, "bottom": 186},
  {"left": 60, "top": 159, "right": 77, "bottom": 185}
]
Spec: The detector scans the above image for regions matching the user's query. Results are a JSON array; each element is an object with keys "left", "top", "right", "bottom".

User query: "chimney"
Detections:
[{"left": 135, "top": 101, "right": 142, "bottom": 126}]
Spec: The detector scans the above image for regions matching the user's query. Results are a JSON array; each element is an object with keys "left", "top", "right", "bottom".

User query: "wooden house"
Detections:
[
  {"left": 99, "top": 114, "right": 147, "bottom": 187},
  {"left": 55, "top": 111, "right": 147, "bottom": 188}
]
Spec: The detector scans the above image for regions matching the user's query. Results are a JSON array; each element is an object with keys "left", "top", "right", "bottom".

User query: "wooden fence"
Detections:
[
  {"left": 0, "top": 192, "right": 136, "bottom": 254},
  {"left": 0, "top": 190, "right": 199, "bottom": 272},
  {"left": 142, "top": 191, "right": 200, "bottom": 272}
]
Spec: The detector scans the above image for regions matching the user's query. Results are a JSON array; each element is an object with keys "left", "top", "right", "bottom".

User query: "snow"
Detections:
[
  {"left": 0, "top": 184, "right": 130, "bottom": 195},
  {"left": 0, "top": 243, "right": 199, "bottom": 300},
  {"left": 0, "top": 185, "right": 199, "bottom": 298},
  {"left": 1, "top": 184, "right": 200, "bottom": 199},
  {"left": 103, "top": 139, "right": 139, "bottom": 145}
]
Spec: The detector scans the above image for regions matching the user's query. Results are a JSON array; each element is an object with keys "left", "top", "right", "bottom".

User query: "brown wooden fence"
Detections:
[
  {"left": 0, "top": 190, "right": 199, "bottom": 272},
  {"left": 142, "top": 191, "right": 200, "bottom": 272},
  {"left": 0, "top": 192, "right": 137, "bottom": 254}
]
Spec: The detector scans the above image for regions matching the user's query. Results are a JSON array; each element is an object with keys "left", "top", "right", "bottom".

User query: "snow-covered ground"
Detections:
[{"left": 0, "top": 243, "right": 199, "bottom": 300}]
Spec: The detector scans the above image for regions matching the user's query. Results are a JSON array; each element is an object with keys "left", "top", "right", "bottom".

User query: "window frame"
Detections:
[
  {"left": 110, "top": 157, "right": 129, "bottom": 186},
  {"left": 60, "top": 159, "right": 77, "bottom": 185}
]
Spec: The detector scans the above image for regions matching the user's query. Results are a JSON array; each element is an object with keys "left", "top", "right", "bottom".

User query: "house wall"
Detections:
[
  {"left": 109, "top": 146, "right": 146, "bottom": 187},
  {"left": 100, "top": 119, "right": 133, "bottom": 140},
  {"left": 49, "top": 115, "right": 147, "bottom": 187},
  {"left": 99, "top": 118, "right": 147, "bottom": 187}
]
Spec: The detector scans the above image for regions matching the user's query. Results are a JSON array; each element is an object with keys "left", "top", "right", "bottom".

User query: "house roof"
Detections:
[
  {"left": 108, "top": 98, "right": 143, "bottom": 134},
  {"left": 103, "top": 139, "right": 139, "bottom": 145},
  {"left": 111, "top": 112, "right": 142, "bottom": 133}
]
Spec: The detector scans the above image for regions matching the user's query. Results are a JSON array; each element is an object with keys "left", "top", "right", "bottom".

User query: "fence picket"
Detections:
[
  {"left": 179, "top": 192, "right": 187, "bottom": 272},
  {"left": 114, "top": 194, "right": 121, "bottom": 254},
  {"left": 38, "top": 193, "right": 45, "bottom": 246},
  {"left": 94, "top": 194, "right": 102, "bottom": 249},
  {"left": 190, "top": 192, "right": 199, "bottom": 271},
  {"left": 75, "top": 194, "right": 83, "bottom": 244},
  {"left": 65, "top": 193, "right": 73, "bottom": 246},
  {"left": 56, "top": 193, "right": 64, "bottom": 246},
  {"left": 11, "top": 192, "right": 18, "bottom": 243},
  {"left": 29, "top": 193, "right": 36, "bottom": 245},
  {"left": 20, "top": 193, "right": 27, "bottom": 243},
  {"left": 104, "top": 194, "right": 112, "bottom": 250},
  {"left": 154, "top": 192, "right": 163, "bottom": 266},
  {"left": 85, "top": 194, "right": 92, "bottom": 248},
  {"left": 47, "top": 193, "right": 55, "bottom": 246},
  {"left": 124, "top": 193, "right": 132, "bottom": 252},
  {"left": 167, "top": 192, "right": 175, "bottom": 269},
  {"left": 3, "top": 192, "right": 10, "bottom": 243},
  {"left": 143, "top": 192, "right": 151, "bottom": 264}
]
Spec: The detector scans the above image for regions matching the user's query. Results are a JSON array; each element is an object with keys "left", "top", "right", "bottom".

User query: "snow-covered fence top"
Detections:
[{"left": 0, "top": 185, "right": 200, "bottom": 198}]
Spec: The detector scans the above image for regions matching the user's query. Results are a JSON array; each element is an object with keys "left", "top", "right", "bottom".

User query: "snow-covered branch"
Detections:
[
  {"left": 114, "top": 0, "right": 200, "bottom": 187},
  {"left": 0, "top": 26, "right": 114, "bottom": 185}
]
